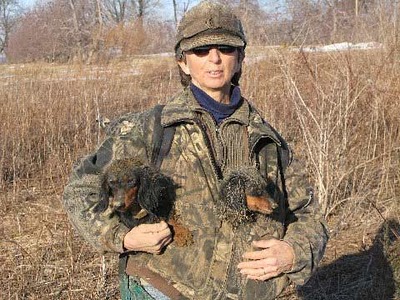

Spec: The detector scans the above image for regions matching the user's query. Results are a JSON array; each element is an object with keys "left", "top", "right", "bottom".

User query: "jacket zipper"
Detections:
[{"left": 193, "top": 118, "right": 223, "bottom": 180}]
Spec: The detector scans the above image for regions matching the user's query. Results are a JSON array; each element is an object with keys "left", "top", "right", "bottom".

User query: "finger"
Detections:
[
  {"left": 151, "top": 232, "right": 173, "bottom": 248},
  {"left": 237, "top": 257, "right": 278, "bottom": 270},
  {"left": 247, "top": 270, "right": 281, "bottom": 281},
  {"left": 252, "top": 238, "right": 279, "bottom": 249},
  {"left": 241, "top": 239, "right": 280, "bottom": 260},
  {"left": 239, "top": 264, "right": 278, "bottom": 277},
  {"left": 242, "top": 247, "right": 277, "bottom": 260},
  {"left": 157, "top": 220, "right": 169, "bottom": 229},
  {"left": 158, "top": 234, "right": 173, "bottom": 247},
  {"left": 146, "top": 235, "right": 173, "bottom": 254},
  {"left": 160, "top": 236, "right": 173, "bottom": 249}
]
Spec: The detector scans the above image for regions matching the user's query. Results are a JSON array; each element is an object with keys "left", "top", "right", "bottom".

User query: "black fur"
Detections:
[
  {"left": 218, "top": 167, "right": 271, "bottom": 228},
  {"left": 119, "top": 166, "right": 177, "bottom": 228},
  {"left": 99, "top": 158, "right": 178, "bottom": 229}
]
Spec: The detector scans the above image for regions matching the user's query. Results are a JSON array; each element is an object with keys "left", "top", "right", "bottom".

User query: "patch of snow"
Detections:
[
  {"left": 132, "top": 52, "right": 174, "bottom": 58},
  {"left": 297, "top": 42, "right": 383, "bottom": 53}
]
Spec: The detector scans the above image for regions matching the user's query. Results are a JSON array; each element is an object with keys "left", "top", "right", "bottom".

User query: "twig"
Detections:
[
  {"left": 369, "top": 201, "right": 400, "bottom": 239},
  {"left": 3, "top": 239, "right": 33, "bottom": 258}
]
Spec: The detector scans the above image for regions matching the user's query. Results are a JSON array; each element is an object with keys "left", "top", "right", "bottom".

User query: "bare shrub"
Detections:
[
  {"left": 0, "top": 57, "right": 180, "bottom": 298},
  {"left": 263, "top": 48, "right": 399, "bottom": 217},
  {"left": 2, "top": 5, "right": 400, "bottom": 295},
  {"left": 6, "top": 0, "right": 99, "bottom": 62},
  {"left": 1, "top": 47, "right": 399, "bottom": 299},
  {"left": 102, "top": 19, "right": 174, "bottom": 58},
  {"left": 6, "top": 1, "right": 93, "bottom": 62}
]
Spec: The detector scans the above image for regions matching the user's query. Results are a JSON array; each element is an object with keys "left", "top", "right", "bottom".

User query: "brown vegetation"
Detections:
[
  {"left": 0, "top": 57, "right": 177, "bottom": 298},
  {"left": 1, "top": 45, "right": 399, "bottom": 299},
  {"left": 1, "top": 1, "right": 400, "bottom": 299}
]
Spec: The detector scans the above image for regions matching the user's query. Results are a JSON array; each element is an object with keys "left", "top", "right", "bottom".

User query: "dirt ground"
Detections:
[{"left": 293, "top": 215, "right": 400, "bottom": 300}]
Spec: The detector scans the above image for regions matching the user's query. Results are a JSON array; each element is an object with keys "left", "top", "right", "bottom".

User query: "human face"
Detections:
[{"left": 178, "top": 45, "right": 242, "bottom": 102}]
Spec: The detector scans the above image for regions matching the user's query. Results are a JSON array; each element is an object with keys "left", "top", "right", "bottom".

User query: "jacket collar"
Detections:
[
  {"left": 161, "top": 86, "right": 283, "bottom": 148},
  {"left": 161, "top": 86, "right": 250, "bottom": 127}
]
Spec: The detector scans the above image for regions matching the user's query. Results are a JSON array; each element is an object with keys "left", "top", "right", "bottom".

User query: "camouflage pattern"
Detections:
[
  {"left": 63, "top": 86, "right": 329, "bottom": 299},
  {"left": 175, "top": 1, "right": 246, "bottom": 57}
]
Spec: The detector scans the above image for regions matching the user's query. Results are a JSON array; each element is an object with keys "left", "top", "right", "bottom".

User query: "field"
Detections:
[{"left": 1, "top": 46, "right": 399, "bottom": 299}]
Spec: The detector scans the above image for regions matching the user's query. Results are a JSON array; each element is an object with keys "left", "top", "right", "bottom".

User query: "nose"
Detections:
[{"left": 208, "top": 48, "right": 222, "bottom": 63}]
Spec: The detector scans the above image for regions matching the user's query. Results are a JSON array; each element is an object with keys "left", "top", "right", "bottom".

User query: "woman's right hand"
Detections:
[{"left": 123, "top": 221, "right": 172, "bottom": 254}]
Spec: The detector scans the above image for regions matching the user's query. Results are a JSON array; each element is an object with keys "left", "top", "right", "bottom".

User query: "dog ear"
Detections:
[
  {"left": 136, "top": 166, "right": 177, "bottom": 220},
  {"left": 93, "top": 181, "right": 111, "bottom": 213}
]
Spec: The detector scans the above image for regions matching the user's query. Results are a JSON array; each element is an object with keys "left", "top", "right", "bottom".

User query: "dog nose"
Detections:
[{"left": 133, "top": 208, "right": 149, "bottom": 219}]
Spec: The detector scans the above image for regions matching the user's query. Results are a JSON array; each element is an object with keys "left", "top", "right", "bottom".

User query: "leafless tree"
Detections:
[
  {"left": 172, "top": 0, "right": 192, "bottom": 26},
  {"left": 0, "top": 0, "right": 21, "bottom": 53},
  {"left": 101, "top": 0, "right": 159, "bottom": 24},
  {"left": 102, "top": 0, "right": 131, "bottom": 23},
  {"left": 6, "top": 0, "right": 99, "bottom": 61}
]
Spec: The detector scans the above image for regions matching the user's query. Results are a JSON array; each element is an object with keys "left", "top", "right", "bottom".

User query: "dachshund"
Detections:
[
  {"left": 97, "top": 157, "right": 193, "bottom": 247},
  {"left": 218, "top": 167, "right": 277, "bottom": 228}
]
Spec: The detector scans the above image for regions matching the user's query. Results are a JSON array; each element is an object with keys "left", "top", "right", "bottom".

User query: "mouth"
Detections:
[{"left": 208, "top": 70, "right": 223, "bottom": 76}]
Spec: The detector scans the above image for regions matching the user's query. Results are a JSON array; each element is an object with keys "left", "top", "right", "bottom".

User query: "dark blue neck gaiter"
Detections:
[{"left": 190, "top": 83, "right": 243, "bottom": 124}]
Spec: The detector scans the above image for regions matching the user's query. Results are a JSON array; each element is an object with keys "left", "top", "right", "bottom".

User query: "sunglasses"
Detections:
[{"left": 189, "top": 45, "right": 237, "bottom": 56}]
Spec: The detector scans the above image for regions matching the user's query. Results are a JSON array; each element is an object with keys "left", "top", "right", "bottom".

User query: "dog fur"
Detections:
[
  {"left": 97, "top": 157, "right": 193, "bottom": 247},
  {"left": 218, "top": 166, "right": 276, "bottom": 228}
]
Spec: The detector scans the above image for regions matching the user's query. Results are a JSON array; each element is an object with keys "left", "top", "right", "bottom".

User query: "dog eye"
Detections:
[
  {"left": 108, "top": 180, "right": 117, "bottom": 187},
  {"left": 127, "top": 179, "right": 137, "bottom": 187}
]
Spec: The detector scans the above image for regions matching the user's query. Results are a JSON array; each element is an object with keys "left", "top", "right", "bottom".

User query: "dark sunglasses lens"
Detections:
[
  {"left": 217, "top": 45, "right": 237, "bottom": 54},
  {"left": 191, "top": 46, "right": 211, "bottom": 56},
  {"left": 190, "top": 45, "right": 237, "bottom": 56}
]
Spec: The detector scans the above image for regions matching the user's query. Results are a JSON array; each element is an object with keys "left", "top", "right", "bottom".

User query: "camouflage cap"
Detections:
[{"left": 175, "top": 1, "right": 246, "bottom": 54}]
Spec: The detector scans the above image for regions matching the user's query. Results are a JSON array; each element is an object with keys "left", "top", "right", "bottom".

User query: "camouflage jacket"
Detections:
[{"left": 63, "top": 87, "right": 328, "bottom": 299}]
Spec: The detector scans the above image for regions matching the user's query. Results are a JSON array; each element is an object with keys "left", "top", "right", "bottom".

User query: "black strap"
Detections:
[
  {"left": 155, "top": 126, "right": 176, "bottom": 169},
  {"left": 150, "top": 105, "right": 176, "bottom": 170}
]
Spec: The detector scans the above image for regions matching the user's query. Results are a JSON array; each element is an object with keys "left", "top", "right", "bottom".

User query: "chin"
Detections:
[{"left": 205, "top": 81, "right": 230, "bottom": 90}]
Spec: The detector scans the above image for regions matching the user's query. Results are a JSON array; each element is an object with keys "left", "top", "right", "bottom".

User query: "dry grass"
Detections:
[{"left": 1, "top": 47, "right": 399, "bottom": 299}]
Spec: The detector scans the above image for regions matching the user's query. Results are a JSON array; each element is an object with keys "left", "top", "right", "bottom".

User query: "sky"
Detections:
[
  {"left": 19, "top": 0, "right": 201, "bottom": 10},
  {"left": 18, "top": 0, "right": 200, "bottom": 20},
  {"left": 18, "top": 0, "right": 285, "bottom": 20},
  {"left": 20, "top": 0, "right": 35, "bottom": 8}
]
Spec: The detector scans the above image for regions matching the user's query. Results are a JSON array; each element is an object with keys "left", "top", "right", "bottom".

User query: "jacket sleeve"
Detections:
[
  {"left": 62, "top": 113, "right": 151, "bottom": 253},
  {"left": 282, "top": 158, "right": 329, "bottom": 286}
]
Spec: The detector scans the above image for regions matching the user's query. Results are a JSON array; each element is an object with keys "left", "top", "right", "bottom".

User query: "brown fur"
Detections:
[
  {"left": 100, "top": 158, "right": 193, "bottom": 247},
  {"left": 246, "top": 195, "right": 273, "bottom": 215},
  {"left": 218, "top": 167, "right": 276, "bottom": 228}
]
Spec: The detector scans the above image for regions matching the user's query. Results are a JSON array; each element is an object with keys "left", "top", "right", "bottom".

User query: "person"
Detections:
[{"left": 62, "top": 1, "right": 329, "bottom": 299}]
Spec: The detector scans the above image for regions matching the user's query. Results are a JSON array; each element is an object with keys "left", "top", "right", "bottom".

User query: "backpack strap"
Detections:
[{"left": 150, "top": 105, "right": 176, "bottom": 170}]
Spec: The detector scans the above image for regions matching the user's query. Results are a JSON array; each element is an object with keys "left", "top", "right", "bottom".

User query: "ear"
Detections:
[
  {"left": 177, "top": 59, "right": 190, "bottom": 75},
  {"left": 235, "top": 50, "right": 245, "bottom": 73}
]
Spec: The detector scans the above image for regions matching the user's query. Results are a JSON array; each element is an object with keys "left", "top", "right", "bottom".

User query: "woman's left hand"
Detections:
[{"left": 237, "top": 238, "right": 295, "bottom": 281}]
